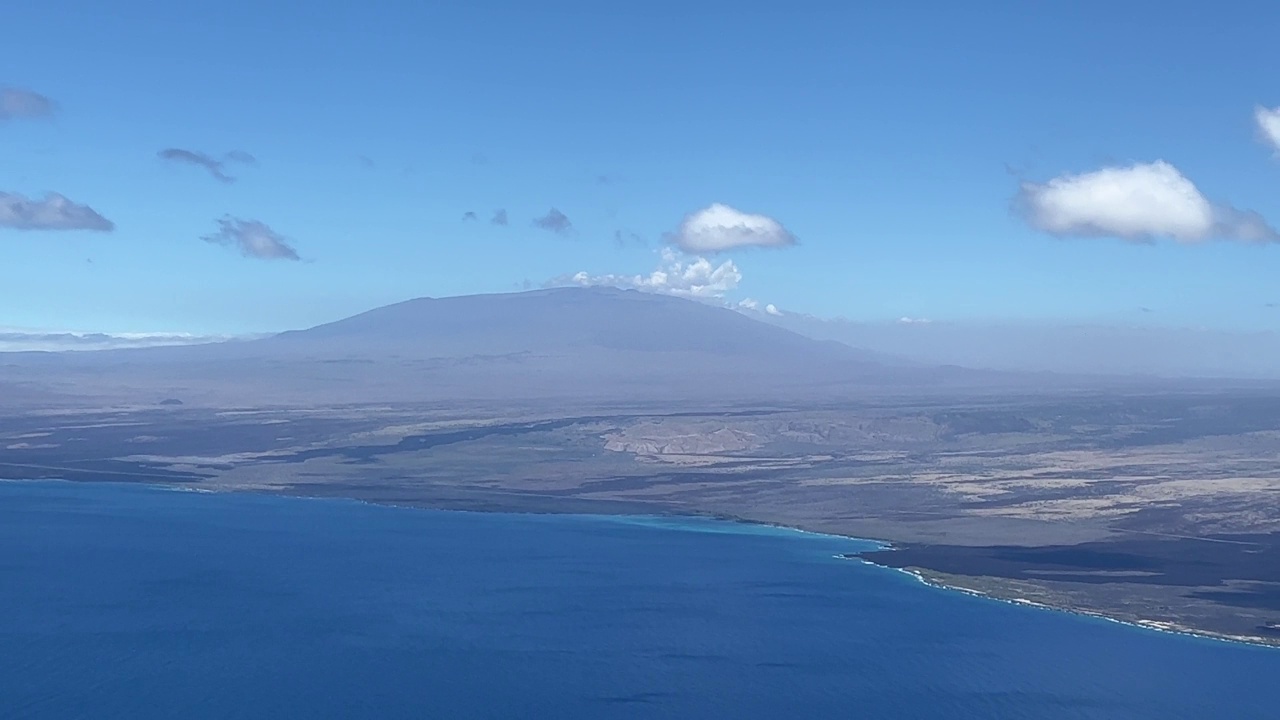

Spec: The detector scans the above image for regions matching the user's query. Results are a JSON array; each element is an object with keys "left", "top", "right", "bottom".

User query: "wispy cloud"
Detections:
[
  {"left": 898, "top": 317, "right": 932, "bottom": 325},
  {"left": 0, "top": 329, "right": 244, "bottom": 353},
  {"left": 533, "top": 208, "right": 573, "bottom": 235},
  {"left": 0, "top": 192, "right": 114, "bottom": 231},
  {"left": 668, "top": 203, "right": 798, "bottom": 253},
  {"left": 613, "top": 229, "right": 645, "bottom": 247},
  {"left": 462, "top": 211, "right": 479, "bottom": 222},
  {"left": 736, "top": 298, "right": 784, "bottom": 317},
  {"left": 491, "top": 209, "right": 509, "bottom": 226},
  {"left": 1255, "top": 106, "right": 1280, "bottom": 154},
  {"left": 0, "top": 87, "right": 55, "bottom": 121},
  {"left": 551, "top": 248, "right": 741, "bottom": 298},
  {"left": 158, "top": 148, "right": 257, "bottom": 183},
  {"left": 1015, "top": 160, "right": 1279, "bottom": 243},
  {"left": 202, "top": 216, "right": 299, "bottom": 260}
]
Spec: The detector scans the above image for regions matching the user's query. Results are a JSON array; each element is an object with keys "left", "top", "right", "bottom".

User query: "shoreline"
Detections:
[
  {"left": 7, "top": 475, "right": 1278, "bottom": 650},
  {"left": 841, "top": 557, "right": 1280, "bottom": 650},
  {"left": 710, "top": 512, "right": 1272, "bottom": 650}
]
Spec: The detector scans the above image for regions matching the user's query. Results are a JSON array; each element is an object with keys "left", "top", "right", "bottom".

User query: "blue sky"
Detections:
[{"left": 3, "top": 0, "right": 1279, "bottom": 335}]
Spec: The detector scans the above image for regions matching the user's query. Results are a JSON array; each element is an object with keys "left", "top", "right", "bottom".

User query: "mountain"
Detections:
[
  {"left": 757, "top": 310, "right": 1280, "bottom": 381},
  {"left": 1, "top": 287, "right": 1002, "bottom": 409},
  {"left": 271, "top": 287, "right": 885, "bottom": 361}
]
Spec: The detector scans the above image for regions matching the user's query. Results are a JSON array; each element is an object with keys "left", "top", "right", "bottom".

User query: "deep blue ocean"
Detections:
[{"left": 2, "top": 481, "right": 1278, "bottom": 719}]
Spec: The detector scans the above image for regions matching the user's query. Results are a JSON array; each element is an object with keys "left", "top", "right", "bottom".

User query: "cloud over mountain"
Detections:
[
  {"left": 202, "top": 216, "right": 300, "bottom": 260},
  {"left": 0, "top": 192, "right": 114, "bottom": 231},
  {"left": 0, "top": 329, "right": 240, "bottom": 352},
  {"left": 554, "top": 248, "right": 742, "bottom": 298},
  {"left": 669, "top": 203, "right": 798, "bottom": 254},
  {"left": 1016, "top": 161, "right": 1279, "bottom": 243}
]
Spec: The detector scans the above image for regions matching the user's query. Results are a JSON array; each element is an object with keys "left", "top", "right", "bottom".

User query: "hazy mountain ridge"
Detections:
[
  {"left": 10, "top": 287, "right": 1279, "bottom": 381},
  {"left": 4, "top": 287, "right": 1004, "bottom": 408},
  {"left": 757, "top": 311, "right": 1280, "bottom": 380},
  {"left": 271, "top": 287, "right": 888, "bottom": 361}
]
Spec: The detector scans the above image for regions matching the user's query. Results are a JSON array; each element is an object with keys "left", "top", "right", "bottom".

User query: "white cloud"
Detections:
[
  {"left": 669, "top": 203, "right": 797, "bottom": 254},
  {"left": 560, "top": 248, "right": 742, "bottom": 298},
  {"left": 1256, "top": 106, "right": 1280, "bottom": 153},
  {"left": 898, "top": 317, "right": 932, "bottom": 325},
  {"left": 732, "top": 298, "right": 786, "bottom": 318},
  {"left": 1016, "top": 160, "right": 1278, "bottom": 243}
]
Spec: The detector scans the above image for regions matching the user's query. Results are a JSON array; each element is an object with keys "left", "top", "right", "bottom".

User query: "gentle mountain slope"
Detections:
[
  {"left": 271, "top": 286, "right": 883, "bottom": 361},
  {"left": 2, "top": 287, "right": 1002, "bottom": 408}
]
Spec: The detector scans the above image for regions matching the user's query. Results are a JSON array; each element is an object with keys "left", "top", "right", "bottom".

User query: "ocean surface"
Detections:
[{"left": 2, "top": 481, "right": 1278, "bottom": 719}]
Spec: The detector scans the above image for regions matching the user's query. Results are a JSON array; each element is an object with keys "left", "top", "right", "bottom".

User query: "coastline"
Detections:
[
  {"left": 843, "top": 558, "right": 1280, "bottom": 650},
  {"left": 6, "top": 475, "right": 1278, "bottom": 650},
  {"left": 686, "top": 509, "right": 1280, "bottom": 651}
]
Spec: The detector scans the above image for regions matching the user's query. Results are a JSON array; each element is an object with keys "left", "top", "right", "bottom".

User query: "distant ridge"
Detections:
[
  {"left": 272, "top": 286, "right": 891, "bottom": 363},
  {"left": 2, "top": 287, "right": 1009, "bottom": 408}
]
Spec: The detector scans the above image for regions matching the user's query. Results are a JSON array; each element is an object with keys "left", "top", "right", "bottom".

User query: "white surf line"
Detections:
[{"left": 840, "top": 558, "right": 1280, "bottom": 650}]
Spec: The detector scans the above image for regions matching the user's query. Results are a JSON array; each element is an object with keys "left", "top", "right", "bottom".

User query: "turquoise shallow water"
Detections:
[{"left": 1, "top": 480, "right": 1278, "bottom": 719}]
